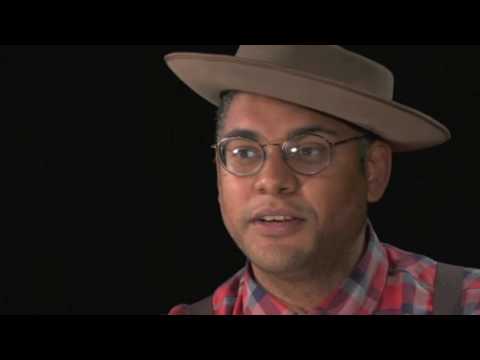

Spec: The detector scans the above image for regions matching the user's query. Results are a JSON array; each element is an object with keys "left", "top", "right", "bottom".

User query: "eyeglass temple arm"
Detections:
[{"left": 334, "top": 134, "right": 371, "bottom": 147}]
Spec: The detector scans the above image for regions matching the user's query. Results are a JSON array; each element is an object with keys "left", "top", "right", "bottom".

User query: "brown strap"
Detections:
[
  {"left": 187, "top": 296, "right": 213, "bottom": 315},
  {"left": 433, "top": 263, "right": 465, "bottom": 315}
]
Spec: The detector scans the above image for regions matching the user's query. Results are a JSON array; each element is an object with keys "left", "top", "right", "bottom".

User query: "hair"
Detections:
[
  {"left": 215, "top": 90, "right": 378, "bottom": 175},
  {"left": 215, "top": 90, "right": 238, "bottom": 142}
]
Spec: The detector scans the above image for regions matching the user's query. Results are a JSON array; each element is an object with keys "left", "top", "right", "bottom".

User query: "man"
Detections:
[{"left": 164, "top": 45, "right": 480, "bottom": 315}]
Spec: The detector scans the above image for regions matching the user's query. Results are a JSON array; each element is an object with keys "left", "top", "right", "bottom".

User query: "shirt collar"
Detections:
[{"left": 236, "top": 221, "right": 389, "bottom": 315}]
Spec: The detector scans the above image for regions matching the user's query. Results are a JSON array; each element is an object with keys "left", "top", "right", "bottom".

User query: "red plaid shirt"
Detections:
[{"left": 169, "top": 223, "right": 480, "bottom": 315}]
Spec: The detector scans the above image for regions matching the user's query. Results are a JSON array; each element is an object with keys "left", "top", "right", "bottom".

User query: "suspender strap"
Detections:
[
  {"left": 187, "top": 296, "right": 213, "bottom": 315},
  {"left": 433, "top": 262, "right": 465, "bottom": 315}
]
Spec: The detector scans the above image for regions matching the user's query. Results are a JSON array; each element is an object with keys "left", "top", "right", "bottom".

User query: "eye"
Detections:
[
  {"left": 231, "top": 147, "right": 260, "bottom": 160},
  {"left": 289, "top": 144, "right": 325, "bottom": 157},
  {"left": 299, "top": 145, "right": 324, "bottom": 157}
]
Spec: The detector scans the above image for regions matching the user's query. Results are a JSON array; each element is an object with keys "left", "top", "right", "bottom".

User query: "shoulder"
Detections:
[
  {"left": 168, "top": 304, "right": 190, "bottom": 315},
  {"left": 383, "top": 243, "right": 437, "bottom": 291},
  {"left": 383, "top": 243, "right": 480, "bottom": 314},
  {"left": 463, "top": 267, "right": 480, "bottom": 314},
  {"left": 168, "top": 267, "right": 247, "bottom": 316},
  {"left": 168, "top": 296, "right": 214, "bottom": 315}
]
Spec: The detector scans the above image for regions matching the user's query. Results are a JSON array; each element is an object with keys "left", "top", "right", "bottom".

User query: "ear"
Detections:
[{"left": 365, "top": 141, "right": 392, "bottom": 203}]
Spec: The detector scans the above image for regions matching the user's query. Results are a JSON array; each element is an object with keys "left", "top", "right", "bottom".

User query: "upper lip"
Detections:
[{"left": 251, "top": 208, "right": 306, "bottom": 222}]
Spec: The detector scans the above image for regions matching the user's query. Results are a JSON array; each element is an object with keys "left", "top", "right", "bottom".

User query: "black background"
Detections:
[{"left": 2, "top": 45, "right": 480, "bottom": 315}]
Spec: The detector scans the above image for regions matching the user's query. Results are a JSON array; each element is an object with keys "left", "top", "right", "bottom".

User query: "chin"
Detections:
[{"left": 247, "top": 247, "right": 312, "bottom": 276}]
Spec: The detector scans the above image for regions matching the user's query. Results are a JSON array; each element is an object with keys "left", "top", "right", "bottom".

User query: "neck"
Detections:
[{"left": 251, "top": 224, "right": 368, "bottom": 313}]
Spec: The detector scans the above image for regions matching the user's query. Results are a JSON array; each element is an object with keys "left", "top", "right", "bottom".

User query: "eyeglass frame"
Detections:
[{"left": 211, "top": 132, "right": 373, "bottom": 177}]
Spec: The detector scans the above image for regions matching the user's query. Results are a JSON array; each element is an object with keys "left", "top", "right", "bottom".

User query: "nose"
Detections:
[{"left": 253, "top": 146, "right": 299, "bottom": 195}]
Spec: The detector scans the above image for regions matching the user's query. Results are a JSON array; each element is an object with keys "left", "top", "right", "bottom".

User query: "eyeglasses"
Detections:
[{"left": 212, "top": 133, "right": 370, "bottom": 177}]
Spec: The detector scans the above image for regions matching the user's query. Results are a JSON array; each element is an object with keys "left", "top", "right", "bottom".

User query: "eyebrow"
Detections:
[
  {"left": 288, "top": 126, "right": 338, "bottom": 138},
  {"left": 222, "top": 126, "right": 338, "bottom": 141}
]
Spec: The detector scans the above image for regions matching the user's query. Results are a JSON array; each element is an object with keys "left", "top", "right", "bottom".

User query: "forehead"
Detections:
[{"left": 221, "top": 92, "right": 357, "bottom": 139}]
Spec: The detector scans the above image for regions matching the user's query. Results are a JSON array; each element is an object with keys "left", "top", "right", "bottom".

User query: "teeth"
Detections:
[{"left": 261, "top": 216, "right": 294, "bottom": 222}]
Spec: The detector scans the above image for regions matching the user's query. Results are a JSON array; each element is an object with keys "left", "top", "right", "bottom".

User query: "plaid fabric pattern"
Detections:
[{"left": 169, "top": 223, "right": 480, "bottom": 315}]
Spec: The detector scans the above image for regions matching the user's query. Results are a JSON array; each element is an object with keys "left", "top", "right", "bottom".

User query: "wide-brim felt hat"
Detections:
[{"left": 165, "top": 45, "right": 451, "bottom": 152}]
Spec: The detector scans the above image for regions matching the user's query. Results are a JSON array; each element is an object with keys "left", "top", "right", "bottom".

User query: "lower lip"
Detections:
[{"left": 251, "top": 219, "right": 305, "bottom": 238}]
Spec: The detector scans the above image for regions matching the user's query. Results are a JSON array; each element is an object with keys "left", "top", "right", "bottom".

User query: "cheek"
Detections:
[
  {"left": 217, "top": 173, "right": 250, "bottom": 229},
  {"left": 302, "top": 173, "right": 368, "bottom": 225}
]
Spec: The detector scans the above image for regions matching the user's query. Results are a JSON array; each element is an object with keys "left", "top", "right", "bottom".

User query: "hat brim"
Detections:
[{"left": 165, "top": 53, "right": 451, "bottom": 152}]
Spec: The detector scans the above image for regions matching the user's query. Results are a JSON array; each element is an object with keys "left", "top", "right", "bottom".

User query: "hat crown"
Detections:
[{"left": 236, "top": 45, "right": 395, "bottom": 100}]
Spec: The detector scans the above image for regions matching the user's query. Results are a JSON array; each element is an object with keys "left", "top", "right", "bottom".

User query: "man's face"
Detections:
[{"left": 217, "top": 93, "right": 371, "bottom": 278}]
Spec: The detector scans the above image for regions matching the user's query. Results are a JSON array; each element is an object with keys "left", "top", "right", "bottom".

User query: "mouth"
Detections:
[
  {"left": 250, "top": 210, "right": 306, "bottom": 237},
  {"left": 251, "top": 208, "right": 306, "bottom": 223},
  {"left": 253, "top": 215, "right": 302, "bottom": 224}
]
